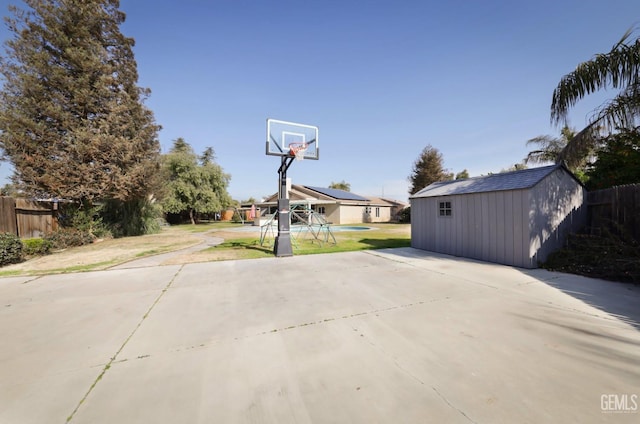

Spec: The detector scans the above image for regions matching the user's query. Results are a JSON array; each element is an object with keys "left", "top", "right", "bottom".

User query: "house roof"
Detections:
[
  {"left": 260, "top": 184, "right": 401, "bottom": 205},
  {"left": 411, "top": 164, "right": 570, "bottom": 199},
  {"left": 380, "top": 197, "right": 409, "bottom": 207},
  {"left": 366, "top": 196, "right": 408, "bottom": 207},
  {"left": 303, "top": 186, "right": 369, "bottom": 202}
]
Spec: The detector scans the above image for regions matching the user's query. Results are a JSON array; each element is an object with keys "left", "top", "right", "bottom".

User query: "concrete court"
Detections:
[{"left": 0, "top": 248, "right": 638, "bottom": 424}]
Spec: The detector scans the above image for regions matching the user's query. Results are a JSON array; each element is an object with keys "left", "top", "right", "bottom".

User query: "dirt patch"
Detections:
[
  {"left": 162, "top": 249, "right": 250, "bottom": 265},
  {"left": 208, "top": 230, "right": 259, "bottom": 240},
  {"left": 0, "top": 224, "right": 412, "bottom": 275},
  {"left": 2, "top": 228, "right": 203, "bottom": 273}
]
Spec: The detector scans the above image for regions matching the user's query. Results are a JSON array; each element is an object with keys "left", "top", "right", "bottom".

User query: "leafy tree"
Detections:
[
  {"left": 408, "top": 145, "right": 452, "bottom": 195},
  {"left": 161, "top": 138, "right": 231, "bottom": 225},
  {"left": 455, "top": 169, "right": 469, "bottom": 180},
  {"left": 586, "top": 127, "right": 640, "bottom": 190},
  {"left": 0, "top": 183, "right": 18, "bottom": 197},
  {"left": 551, "top": 28, "right": 640, "bottom": 168},
  {"left": 0, "top": 0, "right": 161, "bottom": 204},
  {"left": 329, "top": 180, "right": 351, "bottom": 191}
]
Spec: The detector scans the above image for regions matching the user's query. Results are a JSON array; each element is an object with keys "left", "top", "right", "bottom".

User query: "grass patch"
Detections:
[
  {"left": 3, "top": 260, "right": 122, "bottom": 277},
  {"left": 176, "top": 222, "right": 244, "bottom": 233},
  {"left": 35, "top": 260, "right": 120, "bottom": 275},
  {"left": 0, "top": 270, "right": 24, "bottom": 277},
  {"left": 204, "top": 237, "right": 273, "bottom": 260},
  {"left": 135, "top": 249, "right": 161, "bottom": 257},
  {"left": 207, "top": 224, "right": 410, "bottom": 259}
]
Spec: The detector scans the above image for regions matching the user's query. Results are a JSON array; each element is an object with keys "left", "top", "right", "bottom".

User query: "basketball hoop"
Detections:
[{"left": 289, "top": 142, "right": 308, "bottom": 161}]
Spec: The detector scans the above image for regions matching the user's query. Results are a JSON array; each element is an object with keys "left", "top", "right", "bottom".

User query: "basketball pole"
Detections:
[{"left": 274, "top": 155, "right": 295, "bottom": 257}]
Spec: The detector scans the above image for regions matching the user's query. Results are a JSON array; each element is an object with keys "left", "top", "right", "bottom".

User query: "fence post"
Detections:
[{"left": 0, "top": 197, "right": 19, "bottom": 236}]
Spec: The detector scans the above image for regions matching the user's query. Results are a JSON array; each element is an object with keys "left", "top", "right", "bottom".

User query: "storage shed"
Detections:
[{"left": 410, "top": 164, "right": 587, "bottom": 268}]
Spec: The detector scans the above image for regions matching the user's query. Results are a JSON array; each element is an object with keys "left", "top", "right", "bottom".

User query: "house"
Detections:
[
  {"left": 367, "top": 196, "right": 409, "bottom": 222},
  {"left": 260, "top": 185, "right": 406, "bottom": 224},
  {"left": 410, "top": 164, "right": 587, "bottom": 268}
]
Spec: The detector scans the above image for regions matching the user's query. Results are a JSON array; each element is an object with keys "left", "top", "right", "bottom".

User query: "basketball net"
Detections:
[{"left": 289, "top": 142, "right": 308, "bottom": 161}]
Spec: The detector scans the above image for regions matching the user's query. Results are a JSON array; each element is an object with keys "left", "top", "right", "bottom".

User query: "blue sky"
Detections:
[{"left": 0, "top": 0, "right": 638, "bottom": 202}]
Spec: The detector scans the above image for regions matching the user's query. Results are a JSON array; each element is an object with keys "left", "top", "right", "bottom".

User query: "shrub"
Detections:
[
  {"left": 44, "top": 228, "right": 94, "bottom": 249},
  {"left": 543, "top": 230, "right": 640, "bottom": 283},
  {"left": 398, "top": 207, "right": 411, "bottom": 223},
  {"left": 57, "top": 201, "right": 109, "bottom": 237},
  {"left": 22, "top": 238, "right": 53, "bottom": 256},
  {"left": 0, "top": 233, "right": 24, "bottom": 266},
  {"left": 100, "top": 198, "right": 161, "bottom": 237}
]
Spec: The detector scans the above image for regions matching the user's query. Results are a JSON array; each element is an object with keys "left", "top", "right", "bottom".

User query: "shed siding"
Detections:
[
  {"left": 411, "top": 166, "right": 586, "bottom": 269},
  {"left": 503, "top": 190, "right": 515, "bottom": 266},
  {"left": 519, "top": 188, "right": 530, "bottom": 268},
  {"left": 488, "top": 191, "right": 498, "bottom": 263},
  {"left": 459, "top": 196, "right": 467, "bottom": 256},
  {"left": 527, "top": 167, "right": 587, "bottom": 266},
  {"left": 411, "top": 187, "right": 535, "bottom": 268},
  {"left": 411, "top": 189, "right": 530, "bottom": 266},
  {"left": 411, "top": 197, "right": 433, "bottom": 248}
]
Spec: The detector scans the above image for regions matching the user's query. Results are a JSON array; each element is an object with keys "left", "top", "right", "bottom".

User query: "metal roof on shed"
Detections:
[
  {"left": 304, "top": 186, "right": 370, "bottom": 201},
  {"left": 411, "top": 164, "right": 564, "bottom": 198}
]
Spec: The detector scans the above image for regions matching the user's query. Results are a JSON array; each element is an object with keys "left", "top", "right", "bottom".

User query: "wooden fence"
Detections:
[
  {"left": 0, "top": 197, "right": 17, "bottom": 236},
  {"left": 0, "top": 197, "right": 58, "bottom": 238},
  {"left": 587, "top": 184, "right": 640, "bottom": 241}
]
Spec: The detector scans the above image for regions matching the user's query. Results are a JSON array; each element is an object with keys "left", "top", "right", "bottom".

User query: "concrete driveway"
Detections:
[{"left": 1, "top": 248, "right": 638, "bottom": 423}]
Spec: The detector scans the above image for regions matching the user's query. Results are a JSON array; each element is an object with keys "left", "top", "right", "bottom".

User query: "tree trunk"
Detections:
[{"left": 189, "top": 209, "right": 195, "bottom": 225}]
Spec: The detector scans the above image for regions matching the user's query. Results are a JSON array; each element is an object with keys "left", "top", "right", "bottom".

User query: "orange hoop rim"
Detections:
[{"left": 289, "top": 142, "right": 308, "bottom": 155}]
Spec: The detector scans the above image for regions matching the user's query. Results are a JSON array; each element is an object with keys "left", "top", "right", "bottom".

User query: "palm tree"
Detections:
[
  {"left": 551, "top": 27, "right": 640, "bottom": 168},
  {"left": 525, "top": 126, "right": 575, "bottom": 165}
]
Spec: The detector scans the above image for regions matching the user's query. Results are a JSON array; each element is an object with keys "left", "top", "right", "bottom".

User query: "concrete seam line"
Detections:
[
  {"left": 65, "top": 265, "right": 184, "bottom": 423},
  {"left": 353, "top": 321, "right": 477, "bottom": 424},
  {"left": 361, "top": 250, "right": 502, "bottom": 290},
  {"left": 432, "top": 386, "right": 478, "bottom": 423},
  {"left": 19, "top": 275, "right": 44, "bottom": 284}
]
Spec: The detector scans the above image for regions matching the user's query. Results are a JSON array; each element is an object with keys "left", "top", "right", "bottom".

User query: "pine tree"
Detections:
[
  {"left": 408, "top": 145, "right": 452, "bottom": 194},
  {"left": 0, "top": 0, "right": 161, "bottom": 203},
  {"left": 200, "top": 146, "right": 216, "bottom": 165}
]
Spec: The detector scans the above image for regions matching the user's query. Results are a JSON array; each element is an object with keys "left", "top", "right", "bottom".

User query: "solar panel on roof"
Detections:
[{"left": 304, "top": 186, "right": 369, "bottom": 201}]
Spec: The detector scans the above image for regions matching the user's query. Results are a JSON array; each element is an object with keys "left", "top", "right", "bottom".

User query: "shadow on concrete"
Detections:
[
  {"left": 513, "top": 312, "right": 640, "bottom": 381},
  {"left": 379, "top": 247, "right": 640, "bottom": 331},
  {"left": 530, "top": 271, "right": 640, "bottom": 330}
]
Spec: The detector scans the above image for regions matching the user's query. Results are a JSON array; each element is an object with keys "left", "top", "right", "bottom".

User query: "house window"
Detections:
[
  {"left": 365, "top": 206, "right": 371, "bottom": 214},
  {"left": 375, "top": 207, "right": 380, "bottom": 218},
  {"left": 318, "top": 206, "right": 325, "bottom": 214},
  {"left": 438, "top": 201, "right": 452, "bottom": 217}
]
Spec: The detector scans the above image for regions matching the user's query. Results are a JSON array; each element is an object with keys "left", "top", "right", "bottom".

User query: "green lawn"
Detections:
[{"left": 206, "top": 224, "right": 410, "bottom": 259}]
